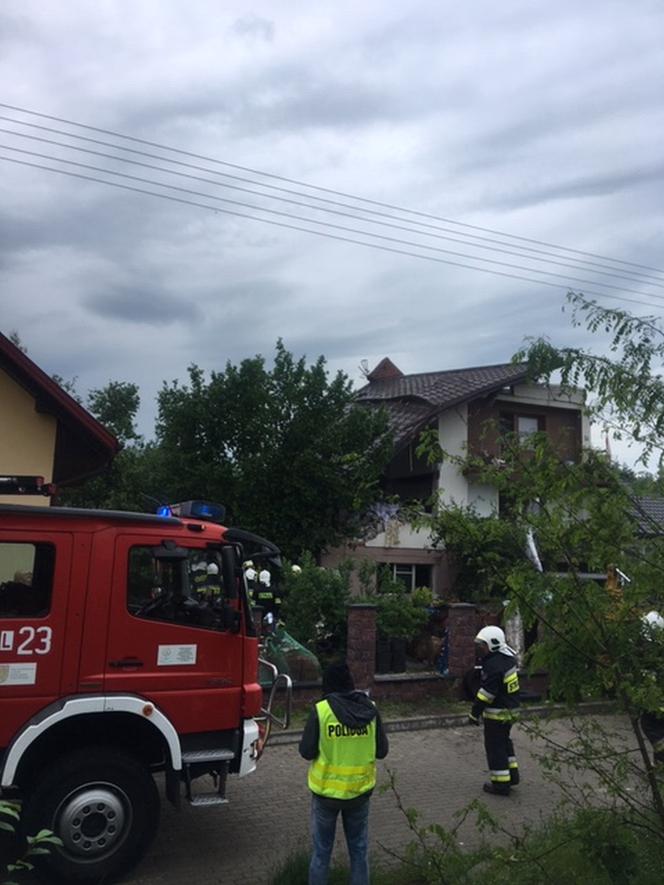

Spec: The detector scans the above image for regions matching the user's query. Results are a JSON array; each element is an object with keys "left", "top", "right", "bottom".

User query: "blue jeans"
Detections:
[{"left": 309, "top": 793, "right": 370, "bottom": 885}]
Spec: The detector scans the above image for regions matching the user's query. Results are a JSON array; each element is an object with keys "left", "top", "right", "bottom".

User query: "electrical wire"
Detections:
[
  {"left": 2, "top": 114, "right": 663, "bottom": 287},
  {"left": 2, "top": 101, "right": 663, "bottom": 279},
  {"left": 2, "top": 151, "right": 663, "bottom": 314},
  {"left": 2, "top": 122, "right": 662, "bottom": 291},
  {"left": 2, "top": 140, "right": 662, "bottom": 304}
]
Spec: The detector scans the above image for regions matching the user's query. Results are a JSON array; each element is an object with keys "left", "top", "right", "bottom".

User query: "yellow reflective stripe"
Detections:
[
  {"left": 311, "top": 762, "right": 370, "bottom": 776},
  {"left": 484, "top": 708, "right": 518, "bottom": 721},
  {"left": 491, "top": 774, "right": 511, "bottom": 783},
  {"left": 509, "top": 761, "right": 519, "bottom": 769},
  {"left": 476, "top": 689, "right": 494, "bottom": 702},
  {"left": 308, "top": 772, "right": 374, "bottom": 794}
]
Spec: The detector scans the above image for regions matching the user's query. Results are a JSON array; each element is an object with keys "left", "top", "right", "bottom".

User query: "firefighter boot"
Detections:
[
  {"left": 483, "top": 782, "right": 510, "bottom": 796},
  {"left": 509, "top": 759, "right": 520, "bottom": 786}
]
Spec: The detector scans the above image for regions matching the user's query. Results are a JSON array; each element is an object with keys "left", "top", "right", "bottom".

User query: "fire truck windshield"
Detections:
[{"left": 127, "top": 546, "right": 231, "bottom": 631}]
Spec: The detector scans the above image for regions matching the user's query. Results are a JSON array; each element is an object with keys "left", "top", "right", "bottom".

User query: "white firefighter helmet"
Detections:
[
  {"left": 291, "top": 564, "right": 302, "bottom": 575},
  {"left": 475, "top": 625, "right": 507, "bottom": 653},
  {"left": 207, "top": 563, "right": 219, "bottom": 576},
  {"left": 243, "top": 560, "right": 254, "bottom": 570},
  {"left": 643, "top": 610, "right": 664, "bottom": 630}
]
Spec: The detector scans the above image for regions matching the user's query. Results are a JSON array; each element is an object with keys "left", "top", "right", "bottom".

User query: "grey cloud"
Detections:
[
  {"left": 231, "top": 15, "right": 274, "bottom": 42},
  {"left": 84, "top": 287, "right": 200, "bottom": 326},
  {"left": 493, "top": 163, "right": 664, "bottom": 211}
]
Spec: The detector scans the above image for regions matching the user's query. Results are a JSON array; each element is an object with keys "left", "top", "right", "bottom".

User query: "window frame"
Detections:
[
  {"left": 126, "top": 544, "right": 230, "bottom": 632},
  {"left": 0, "top": 541, "right": 55, "bottom": 620}
]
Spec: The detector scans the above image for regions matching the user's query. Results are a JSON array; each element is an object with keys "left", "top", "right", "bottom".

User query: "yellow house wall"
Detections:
[{"left": 0, "top": 368, "right": 56, "bottom": 507}]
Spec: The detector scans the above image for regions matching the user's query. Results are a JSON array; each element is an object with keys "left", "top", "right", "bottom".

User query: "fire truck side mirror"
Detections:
[{"left": 221, "top": 545, "right": 239, "bottom": 599}]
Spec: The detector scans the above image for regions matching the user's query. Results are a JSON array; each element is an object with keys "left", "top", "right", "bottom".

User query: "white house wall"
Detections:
[
  {"left": 437, "top": 404, "right": 469, "bottom": 507},
  {"left": 364, "top": 382, "right": 587, "bottom": 556},
  {"left": 467, "top": 482, "right": 498, "bottom": 516},
  {"left": 364, "top": 523, "right": 432, "bottom": 549}
]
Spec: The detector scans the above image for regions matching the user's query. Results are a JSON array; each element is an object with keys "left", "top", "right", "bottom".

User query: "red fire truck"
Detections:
[{"left": 0, "top": 481, "right": 291, "bottom": 883}]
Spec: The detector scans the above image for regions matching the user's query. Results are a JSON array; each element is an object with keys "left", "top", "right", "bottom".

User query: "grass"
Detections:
[{"left": 269, "top": 850, "right": 421, "bottom": 885}]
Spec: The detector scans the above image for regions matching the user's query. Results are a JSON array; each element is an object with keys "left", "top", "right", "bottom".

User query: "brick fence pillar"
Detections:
[
  {"left": 447, "top": 603, "right": 479, "bottom": 677},
  {"left": 346, "top": 604, "right": 376, "bottom": 691}
]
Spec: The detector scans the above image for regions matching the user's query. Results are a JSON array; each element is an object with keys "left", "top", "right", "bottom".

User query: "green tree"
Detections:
[
  {"left": 58, "top": 381, "right": 153, "bottom": 511},
  {"left": 152, "top": 340, "right": 392, "bottom": 558},
  {"left": 516, "top": 292, "right": 664, "bottom": 467},
  {"left": 415, "top": 294, "right": 664, "bottom": 838}
]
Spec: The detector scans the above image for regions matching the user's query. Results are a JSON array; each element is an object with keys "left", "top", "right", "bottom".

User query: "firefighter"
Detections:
[
  {"left": 204, "top": 562, "right": 222, "bottom": 601},
  {"left": 468, "top": 625, "right": 521, "bottom": 795},
  {"left": 640, "top": 611, "right": 664, "bottom": 765},
  {"left": 299, "top": 662, "right": 389, "bottom": 885},
  {"left": 255, "top": 566, "right": 277, "bottom": 625},
  {"left": 243, "top": 560, "right": 257, "bottom": 594},
  {"left": 191, "top": 559, "right": 208, "bottom": 596}
]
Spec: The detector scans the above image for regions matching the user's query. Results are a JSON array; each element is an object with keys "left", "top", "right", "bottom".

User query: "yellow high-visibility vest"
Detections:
[{"left": 308, "top": 699, "right": 376, "bottom": 800}]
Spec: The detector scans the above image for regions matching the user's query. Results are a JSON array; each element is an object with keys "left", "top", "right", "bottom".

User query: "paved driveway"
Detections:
[{"left": 123, "top": 714, "right": 631, "bottom": 885}]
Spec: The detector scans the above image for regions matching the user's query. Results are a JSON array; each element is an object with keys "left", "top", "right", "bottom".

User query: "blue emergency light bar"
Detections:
[{"left": 161, "top": 500, "right": 226, "bottom": 522}]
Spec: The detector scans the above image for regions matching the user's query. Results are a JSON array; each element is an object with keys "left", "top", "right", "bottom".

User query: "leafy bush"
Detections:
[
  {"left": 280, "top": 553, "right": 352, "bottom": 655},
  {"left": 1, "top": 800, "right": 62, "bottom": 885},
  {"left": 378, "top": 773, "right": 664, "bottom": 885},
  {"left": 372, "top": 567, "right": 428, "bottom": 641}
]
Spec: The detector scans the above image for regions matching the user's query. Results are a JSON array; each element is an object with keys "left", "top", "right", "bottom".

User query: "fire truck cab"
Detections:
[{"left": 0, "top": 493, "right": 290, "bottom": 883}]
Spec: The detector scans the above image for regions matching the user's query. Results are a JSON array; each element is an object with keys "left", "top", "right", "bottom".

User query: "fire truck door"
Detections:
[
  {"left": 104, "top": 535, "right": 244, "bottom": 734},
  {"left": 0, "top": 531, "right": 73, "bottom": 744}
]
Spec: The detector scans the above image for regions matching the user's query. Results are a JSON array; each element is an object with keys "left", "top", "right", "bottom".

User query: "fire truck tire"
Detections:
[{"left": 21, "top": 746, "right": 160, "bottom": 884}]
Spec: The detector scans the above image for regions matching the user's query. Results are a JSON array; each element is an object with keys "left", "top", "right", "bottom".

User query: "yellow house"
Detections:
[{"left": 0, "top": 332, "right": 119, "bottom": 506}]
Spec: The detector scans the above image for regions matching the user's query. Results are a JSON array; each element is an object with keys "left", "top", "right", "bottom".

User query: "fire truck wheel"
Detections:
[{"left": 21, "top": 746, "right": 160, "bottom": 884}]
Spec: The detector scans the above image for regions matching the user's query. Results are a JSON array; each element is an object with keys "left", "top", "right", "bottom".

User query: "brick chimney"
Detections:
[{"left": 367, "top": 358, "right": 403, "bottom": 382}]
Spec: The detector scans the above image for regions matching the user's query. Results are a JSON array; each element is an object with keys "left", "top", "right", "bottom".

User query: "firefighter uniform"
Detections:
[
  {"left": 254, "top": 569, "right": 277, "bottom": 618},
  {"left": 469, "top": 626, "right": 520, "bottom": 795}
]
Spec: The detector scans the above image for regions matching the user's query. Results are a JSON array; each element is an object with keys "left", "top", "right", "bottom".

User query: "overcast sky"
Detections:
[{"left": 1, "top": 1, "right": 663, "bottom": 464}]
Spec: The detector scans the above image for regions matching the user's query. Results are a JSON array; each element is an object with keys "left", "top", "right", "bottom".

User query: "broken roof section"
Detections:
[
  {"left": 0, "top": 332, "right": 120, "bottom": 487},
  {"left": 357, "top": 359, "right": 530, "bottom": 451}
]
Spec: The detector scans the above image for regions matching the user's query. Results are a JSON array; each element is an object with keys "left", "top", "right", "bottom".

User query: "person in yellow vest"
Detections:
[{"left": 299, "top": 662, "right": 388, "bottom": 885}]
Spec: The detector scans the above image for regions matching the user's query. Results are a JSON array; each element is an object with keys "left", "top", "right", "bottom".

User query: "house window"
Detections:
[
  {"left": 0, "top": 542, "right": 55, "bottom": 618},
  {"left": 517, "top": 415, "right": 540, "bottom": 439},
  {"left": 386, "top": 563, "right": 432, "bottom": 592}
]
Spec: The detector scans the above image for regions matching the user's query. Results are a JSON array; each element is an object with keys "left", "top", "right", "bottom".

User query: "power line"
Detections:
[
  {"left": 2, "top": 152, "right": 663, "bottom": 314},
  {"left": 2, "top": 115, "right": 663, "bottom": 287},
  {"left": 2, "top": 101, "right": 663, "bottom": 279},
  {"left": 2, "top": 122, "right": 663, "bottom": 292},
  {"left": 3, "top": 140, "right": 662, "bottom": 304}
]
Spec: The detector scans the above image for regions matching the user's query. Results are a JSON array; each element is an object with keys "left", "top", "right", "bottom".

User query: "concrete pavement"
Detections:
[{"left": 123, "top": 713, "right": 632, "bottom": 885}]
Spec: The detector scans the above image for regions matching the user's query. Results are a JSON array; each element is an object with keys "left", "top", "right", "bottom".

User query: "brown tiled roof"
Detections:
[
  {"left": 357, "top": 360, "right": 529, "bottom": 450},
  {"left": 632, "top": 496, "right": 664, "bottom": 536}
]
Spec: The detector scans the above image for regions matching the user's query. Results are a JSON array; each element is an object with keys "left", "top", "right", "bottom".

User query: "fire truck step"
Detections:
[
  {"left": 188, "top": 793, "right": 230, "bottom": 807},
  {"left": 181, "top": 749, "right": 235, "bottom": 764}
]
